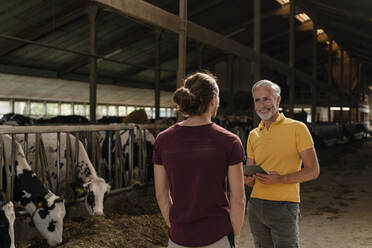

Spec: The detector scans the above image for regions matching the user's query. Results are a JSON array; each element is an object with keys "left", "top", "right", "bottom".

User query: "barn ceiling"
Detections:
[{"left": 0, "top": 0, "right": 370, "bottom": 106}]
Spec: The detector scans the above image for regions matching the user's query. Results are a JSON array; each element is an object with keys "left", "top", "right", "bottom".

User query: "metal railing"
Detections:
[{"left": 0, "top": 123, "right": 167, "bottom": 202}]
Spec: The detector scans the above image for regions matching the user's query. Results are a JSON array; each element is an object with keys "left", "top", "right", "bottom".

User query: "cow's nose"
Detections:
[{"left": 94, "top": 211, "right": 104, "bottom": 216}]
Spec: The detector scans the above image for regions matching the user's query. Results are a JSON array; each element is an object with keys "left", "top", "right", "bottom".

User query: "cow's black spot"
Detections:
[
  {"left": 38, "top": 209, "right": 49, "bottom": 219},
  {"left": 47, "top": 220, "right": 56, "bottom": 232},
  {"left": 87, "top": 191, "right": 95, "bottom": 210},
  {"left": 0, "top": 210, "right": 11, "bottom": 246}
]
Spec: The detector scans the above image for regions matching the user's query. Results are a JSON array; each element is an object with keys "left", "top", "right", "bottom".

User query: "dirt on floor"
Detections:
[{"left": 17, "top": 138, "right": 372, "bottom": 248}]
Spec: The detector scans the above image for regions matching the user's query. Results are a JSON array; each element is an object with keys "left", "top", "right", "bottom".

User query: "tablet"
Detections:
[{"left": 243, "top": 165, "right": 267, "bottom": 176}]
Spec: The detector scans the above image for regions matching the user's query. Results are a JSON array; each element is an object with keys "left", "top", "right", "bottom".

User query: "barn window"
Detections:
[
  {"left": 85, "top": 105, "right": 90, "bottom": 118},
  {"left": 0, "top": 101, "right": 10, "bottom": 117},
  {"left": 46, "top": 103, "right": 59, "bottom": 116},
  {"left": 61, "top": 104, "right": 72, "bottom": 115},
  {"left": 30, "top": 102, "right": 44, "bottom": 117},
  {"left": 118, "top": 106, "right": 127, "bottom": 116},
  {"left": 15, "top": 101, "right": 27, "bottom": 115},
  {"left": 97, "top": 105, "right": 107, "bottom": 119},
  {"left": 74, "top": 104, "right": 86, "bottom": 116},
  {"left": 127, "top": 106, "right": 135, "bottom": 115},
  {"left": 145, "top": 107, "right": 152, "bottom": 119},
  {"left": 108, "top": 106, "right": 117, "bottom": 116},
  {"left": 160, "top": 108, "right": 166, "bottom": 117}
]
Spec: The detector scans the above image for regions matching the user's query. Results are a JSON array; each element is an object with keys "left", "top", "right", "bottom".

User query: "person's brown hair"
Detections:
[{"left": 173, "top": 72, "right": 219, "bottom": 116}]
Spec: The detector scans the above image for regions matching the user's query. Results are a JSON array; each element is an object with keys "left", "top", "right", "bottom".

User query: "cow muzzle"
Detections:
[{"left": 94, "top": 211, "right": 104, "bottom": 216}]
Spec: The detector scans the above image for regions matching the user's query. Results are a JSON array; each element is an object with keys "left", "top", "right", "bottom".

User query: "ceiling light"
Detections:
[
  {"left": 276, "top": 0, "right": 290, "bottom": 5},
  {"left": 316, "top": 29, "right": 325, "bottom": 35},
  {"left": 296, "top": 13, "right": 311, "bottom": 23},
  {"left": 330, "top": 107, "right": 341, "bottom": 111}
]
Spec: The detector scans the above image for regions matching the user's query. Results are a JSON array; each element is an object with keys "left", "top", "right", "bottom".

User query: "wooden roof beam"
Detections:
[
  {"left": 57, "top": 26, "right": 153, "bottom": 77},
  {"left": 91, "top": 0, "right": 327, "bottom": 90},
  {"left": 0, "top": 4, "right": 87, "bottom": 57}
]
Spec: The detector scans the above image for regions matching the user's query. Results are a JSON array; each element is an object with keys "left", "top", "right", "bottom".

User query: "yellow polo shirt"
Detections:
[{"left": 247, "top": 113, "right": 313, "bottom": 203}]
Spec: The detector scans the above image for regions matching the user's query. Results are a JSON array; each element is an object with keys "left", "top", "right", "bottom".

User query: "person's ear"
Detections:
[{"left": 277, "top": 95, "right": 281, "bottom": 106}]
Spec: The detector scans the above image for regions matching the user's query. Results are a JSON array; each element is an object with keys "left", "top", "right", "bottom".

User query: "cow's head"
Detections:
[
  {"left": 82, "top": 177, "right": 110, "bottom": 216},
  {"left": 31, "top": 194, "right": 65, "bottom": 247},
  {"left": 0, "top": 192, "right": 15, "bottom": 248}
]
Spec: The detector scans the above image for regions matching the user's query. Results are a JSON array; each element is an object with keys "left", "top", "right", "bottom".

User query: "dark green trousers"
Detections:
[{"left": 248, "top": 198, "right": 300, "bottom": 248}]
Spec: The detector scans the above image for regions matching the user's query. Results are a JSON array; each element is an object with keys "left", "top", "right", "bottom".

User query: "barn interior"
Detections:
[
  {"left": 0, "top": 0, "right": 371, "bottom": 247},
  {"left": 0, "top": 0, "right": 371, "bottom": 124}
]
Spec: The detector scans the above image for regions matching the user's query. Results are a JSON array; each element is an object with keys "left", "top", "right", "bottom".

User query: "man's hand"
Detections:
[
  {"left": 244, "top": 175, "right": 255, "bottom": 186},
  {"left": 255, "top": 171, "right": 282, "bottom": 185}
]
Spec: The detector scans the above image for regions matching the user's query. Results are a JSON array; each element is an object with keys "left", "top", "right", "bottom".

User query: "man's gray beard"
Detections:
[{"left": 256, "top": 106, "right": 276, "bottom": 120}]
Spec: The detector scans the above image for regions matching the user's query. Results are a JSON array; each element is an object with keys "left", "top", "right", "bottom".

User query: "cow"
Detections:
[
  {"left": 2, "top": 134, "right": 65, "bottom": 247},
  {"left": 0, "top": 192, "right": 15, "bottom": 248},
  {"left": 101, "top": 127, "right": 156, "bottom": 184},
  {"left": 17, "top": 133, "right": 110, "bottom": 216},
  {"left": 0, "top": 113, "right": 35, "bottom": 126}
]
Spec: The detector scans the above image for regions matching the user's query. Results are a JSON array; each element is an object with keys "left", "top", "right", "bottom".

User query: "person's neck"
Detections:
[
  {"left": 263, "top": 112, "right": 280, "bottom": 130},
  {"left": 180, "top": 113, "right": 212, "bottom": 126}
]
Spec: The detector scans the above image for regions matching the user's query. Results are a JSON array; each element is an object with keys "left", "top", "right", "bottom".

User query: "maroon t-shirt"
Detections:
[{"left": 153, "top": 122, "right": 245, "bottom": 247}]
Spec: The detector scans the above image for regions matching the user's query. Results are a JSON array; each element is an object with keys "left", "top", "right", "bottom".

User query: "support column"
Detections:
[
  {"left": 197, "top": 44, "right": 204, "bottom": 70},
  {"left": 327, "top": 38, "right": 333, "bottom": 122},
  {"left": 349, "top": 56, "right": 353, "bottom": 122},
  {"left": 287, "top": 0, "right": 295, "bottom": 117},
  {"left": 253, "top": 0, "right": 261, "bottom": 82},
  {"left": 311, "top": 21, "right": 317, "bottom": 123},
  {"left": 177, "top": 0, "right": 187, "bottom": 89},
  {"left": 177, "top": 0, "right": 187, "bottom": 121},
  {"left": 227, "top": 55, "right": 234, "bottom": 112},
  {"left": 340, "top": 49, "right": 344, "bottom": 122},
  {"left": 253, "top": 0, "right": 261, "bottom": 126},
  {"left": 88, "top": 5, "right": 98, "bottom": 123},
  {"left": 154, "top": 29, "right": 162, "bottom": 120},
  {"left": 356, "top": 62, "right": 362, "bottom": 121}
]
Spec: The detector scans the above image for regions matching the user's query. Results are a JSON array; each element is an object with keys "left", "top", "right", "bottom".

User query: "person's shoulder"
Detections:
[
  {"left": 211, "top": 123, "right": 241, "bottom": 141},
  {"left": 156, "top": 124, "right": 178, "bottom": 139},
  {"left": 282, "top": 117, "right": 309, "bottom": 129}
]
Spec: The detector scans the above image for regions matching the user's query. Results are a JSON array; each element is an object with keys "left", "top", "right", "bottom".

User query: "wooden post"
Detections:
[
  {"left": 327, "top": 38, "right": 333, "bottom": 122},
  {"left": 177, "top": 0, "right": 187, "bottom": 121},
  {"left": 88, "top": 5, "right": 98, "bottom": 124},
  {"left": 198, "top": 44, "right": 204, "bottom": 70},
  {"left": 227, "top": 55, "right": 234, "bottom": 112},
  {"left": 340, "top": 49, "right": 345, "bottom": 122},
  {"left": 288, "top": 0, "right": 295, "bottom": 117},
  {"left": 154, "top": 29, "right": 161, "bottom": 120},
  {"left": 253, "top": 0, "right": 261, "bottom": 126},
  {"left": 349, "top": 57, "right": 353, "bottom": 123},
  {"left": 311, "top": 21, "right": 317, "bottom": 123}
]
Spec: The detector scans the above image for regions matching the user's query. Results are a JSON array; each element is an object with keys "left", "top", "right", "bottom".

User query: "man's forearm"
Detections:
[
  {"left": 156, "top": 193, "right": 172, "bottom": 227},
  {"left": 280, "top": 166, "right": 319, "bottom": 184},
  {"left": 229, "top": 196, "right": 246, "bottom": 235}
]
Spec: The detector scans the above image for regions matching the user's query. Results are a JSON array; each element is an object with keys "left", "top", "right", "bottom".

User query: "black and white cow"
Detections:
[
  {"left": 17, "top": 133, "right": 110, "bottom": 216},
  {"left": 2, "top": 134, "right": 65, "bottom": 247},
  {"left": 0, "top": 192, "right": 15, "bottom": 248},
  {"left": 101, "top": 127, "right": 155, "bottom": 182}
]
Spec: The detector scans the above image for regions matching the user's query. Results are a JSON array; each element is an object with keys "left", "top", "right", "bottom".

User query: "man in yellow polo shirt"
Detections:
[{"left": 245, "top": 80, "right": 320, "bottom": 248}]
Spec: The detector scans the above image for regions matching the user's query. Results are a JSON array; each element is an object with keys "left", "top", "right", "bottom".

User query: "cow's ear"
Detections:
[
  {"left": 106, "top": 183, "right": 111, "bottom": 192},
  {"left": 82, "top": 182, "right": 92, "bottom": 189}
]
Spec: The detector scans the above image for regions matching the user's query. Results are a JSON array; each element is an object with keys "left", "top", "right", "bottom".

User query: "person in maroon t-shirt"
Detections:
[{"left": 153, "top": 72, "right": 246, "bottom": 248}]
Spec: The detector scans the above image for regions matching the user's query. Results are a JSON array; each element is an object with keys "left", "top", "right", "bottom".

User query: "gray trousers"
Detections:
[
  {"left": 248, "top": 198, "right": 300, "bottom": 248},
  {"left": 167, "top": 233, "right": 235, "bottom": 248}
]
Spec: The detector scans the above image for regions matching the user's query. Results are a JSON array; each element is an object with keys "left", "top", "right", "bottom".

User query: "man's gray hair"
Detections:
[{"left": 251, "top": 80, "right": 281, "bottom": 98}]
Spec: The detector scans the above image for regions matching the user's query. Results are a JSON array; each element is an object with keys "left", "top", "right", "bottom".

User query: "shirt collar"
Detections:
[{"left": 258, "top": 112, "right": 285, "bottom": 130}]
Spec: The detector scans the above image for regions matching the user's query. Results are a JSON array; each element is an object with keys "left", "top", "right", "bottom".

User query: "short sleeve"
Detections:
[
  {"left": 152, "top": 136, "right": 163, "bottom": 165},
  {"left": 295, "top": 122, "right": 314, "bottom": 152},
  {"left": 228, "top": 136, "right": 246, "bottom": 165},
  {"left": 246, "top": 132, "right": 254, "bottom": 160}
]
